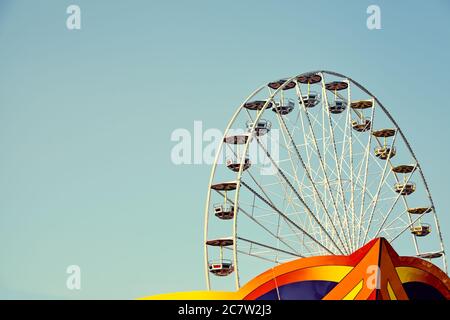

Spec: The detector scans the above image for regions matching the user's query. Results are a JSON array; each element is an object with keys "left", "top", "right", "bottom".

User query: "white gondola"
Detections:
[
  {"left": 411, "top": 224, "right": 431, "bottom": 237},
  {"left": 329, "top": 98, "right": 347, "bottom": 114},
  {"left": 352, "top": 119, "right": 371, "bottom": 132},
  {"left": 246, "top": 119, "right": 272, "bottom": 136},
  {"left": 272, "top": 99, "right": 295, "bottom": 115},
  {"left": 208, "top": 259, "right": 234, "bottom": 276},
  {"left": 301, "top": 91, "right": 320, "bottom": 108},
  {"left": 226, "top": 157, "right": 251, "bottom": 172},
  {"left": 374, "top": 146, "right": 396, "bottom": 160},
  {"left": 213, "top": 203, "right": 235, "bottom": 220},
  {"left": 394, "top": 182, "right": 416, "bottom": 195}
]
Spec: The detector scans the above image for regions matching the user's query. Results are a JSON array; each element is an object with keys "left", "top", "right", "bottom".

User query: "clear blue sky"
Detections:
[{"left": 0, "top": 0, "right": 449, "bottom": 299}]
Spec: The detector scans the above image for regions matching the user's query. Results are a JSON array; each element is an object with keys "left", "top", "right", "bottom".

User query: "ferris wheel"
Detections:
[{"left": 203, "top": 70, "right": 447, "bottom": 290}]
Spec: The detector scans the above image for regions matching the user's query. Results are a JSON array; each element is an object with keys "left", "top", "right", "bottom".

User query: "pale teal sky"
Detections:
[{"left": 0, "top": 0, "right": 449, "bottom": 299}]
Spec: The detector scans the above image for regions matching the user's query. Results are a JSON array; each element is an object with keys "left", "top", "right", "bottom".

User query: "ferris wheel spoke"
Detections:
[
  {"left": 298, "top": 109, "right": 326, "bottom": 246},
  {"left": 237, "top": 236, "right": 304, "bottom": 258},
  {"left": 279, "top": 107, "right": 336, "bottom": 215},
  {"left": 382, "top": 155, "right": 420, "bottom": 254},
  {"left": 295, "top": 81, "right": 352, "bottom": 253},
  {"left": 244, "top": 108, "right": 255, "bottom": 123},
  {"left": 273, "top": 110, "right": 304, "bottom": 196},
  {"left": 355, "top": 99, "right": 376, "bottom": 247},
  {"left": 324, "top": 97, "right": 378, "bottom": 249},
  {"left": 247, "top": 170, "right": 291, "bottom": 210},
  {"left": 240, "top": 180, "right": 339, "bottom": 255},
  {"left": 331, "top": 114, "right": 353, "bottom": 249},
  {"left": 243, "top": 177, "right": 322, "bottom": 250},
  {"left": 382, "top": 208, "right": 409, "bottom": 232},
  {"left": 319, "top": 75, "right": 354, "bottom": 251},
  {"left": 249, "top": 161, "right": 303, "bottom": 218},
  {"left": 246, "top": 155, "right": 315, "bottom": 246},
  {"left": 226, "top": 141, "right": 294, "bottom": 209},
  {"left": 224, "top": 246, "right": 283, "bottom": 264},
  {"left": 215, "top": 189, "right": 302, "bottom": 255},
  {"left": 372, "top": 164, "right": 418, "bottom": 239},
  {"left": 389, "top": 213, "right": 428, "bottom": 244},
  {"left": 255, "top": 136, "right": 346, "bottom": 255},
  {"left": 345, "top": 82, "right": 358, "bottom": 252},
  {"left": 255, "top": 147, "right": 321, "bottom": 214},
  {"left": 262, "top": 108, "right": 347, "bottom": 253},
  {"left": 360, "top": 131, "right": 399, "bottom": 246},
  {"left": 276, "top": 180, "right": 311, "bottom": 247},
  {"left": 302, "top": 93, "right": 349, "bottom": 248}
]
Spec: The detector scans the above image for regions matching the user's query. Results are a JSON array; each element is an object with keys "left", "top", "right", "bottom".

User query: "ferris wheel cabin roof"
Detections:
[
  {"left": 351, "top": 100, "right": 373, "bottom": 109},
  {"left": 407, "top": 207, "right": 433, "bottom": 214},
  {"left": 267, "top": 79, "right": 296, "bottom": 90},
  {"left": 418, "top": 251, "right": 444, "bottom": 259},
  {"left": 392, "top": 165, "right": 416, "bottom": 174},
  {"left": 296, "top": 73, "right": 322, "bottom": 84},
  {"left": 211, "top": 181, "right": 237, "bottom": 191},
  {"left": 223, "top": 134, "right": 250, "bottom": 145},
  {"left": 206, "top": 238, "right": 234, "bottom": 247},
  {"left": 372, "top": 128, "right": 396, "bottom": 137},
  {"left": 325, "top": 81, "right": 348, "bottom": 91},
  {"left": 244, "top": 100, "right": 272, "bottom": 111}
]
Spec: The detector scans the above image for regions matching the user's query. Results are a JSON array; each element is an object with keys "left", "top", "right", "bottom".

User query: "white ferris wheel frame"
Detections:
[{"left": 203, "top": 70, "right": 447, "bottom": 290}]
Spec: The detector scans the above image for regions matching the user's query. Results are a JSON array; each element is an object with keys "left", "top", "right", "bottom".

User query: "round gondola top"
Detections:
[
  {"left": 267, "top": 79, "right": 296, "bottom": 90},
  {"left": 206, "top": 238, "right": 234, "bottom": 247},
  {"left": 392, "top": 165, "right": 416, "bottom": 174},
  {"left": 244, "top": 100, "right": 272, "bottom": 111},
  {"left": 407, "top": 207, "right": 433, "bottom": 214},
  {"left": 325, "top": 81, "right": 348, "bottom": 91},
  {"left": 296, "top": 73, "right": 322, "bottom": 84},
  {"left": 372, "top": 128, "right": 396, "bottom": 138},
  {"left": 351, "top": 100, "right": 373, "bottom": 109},
  {"left": 211, "top": 182, "right": 237, "bottom": 191}
]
